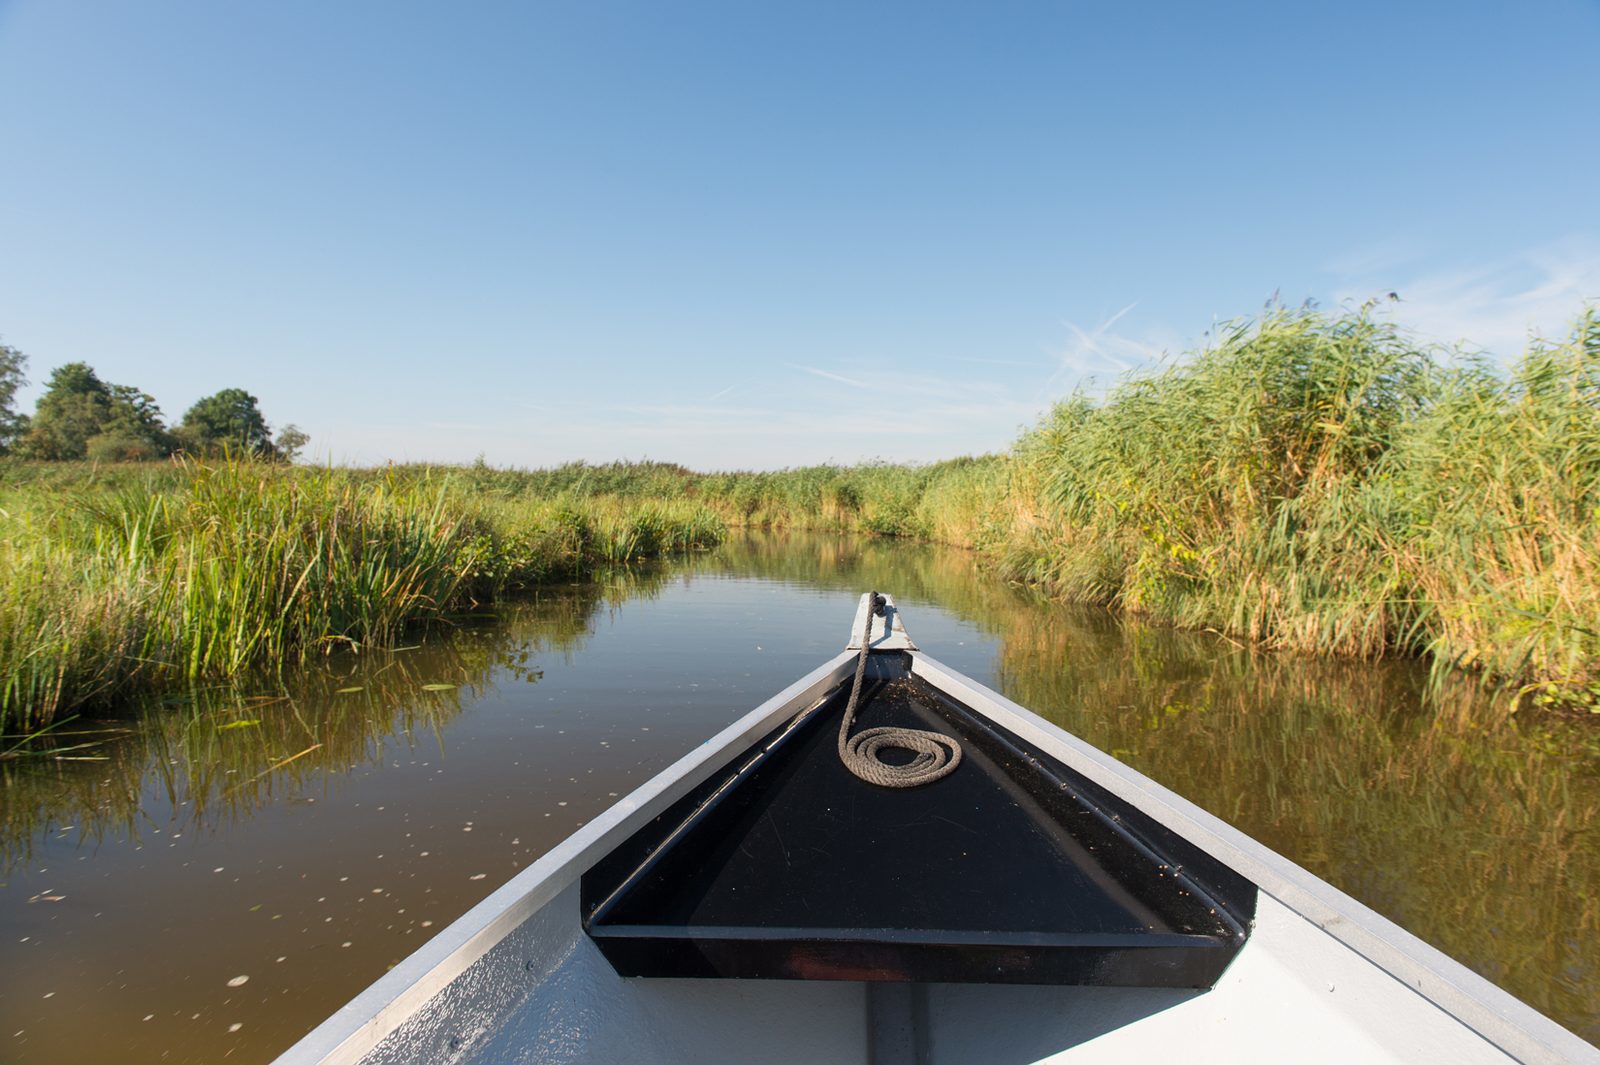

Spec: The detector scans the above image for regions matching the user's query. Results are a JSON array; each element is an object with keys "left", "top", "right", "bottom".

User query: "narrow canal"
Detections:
[{"left": 3, "top": 532, "right": 1596, "bottom": 1061}]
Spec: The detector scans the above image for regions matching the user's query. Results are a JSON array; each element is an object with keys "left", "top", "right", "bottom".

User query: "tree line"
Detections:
[{"left": 0, "top": 340, "right": 307, "bottom": 461}]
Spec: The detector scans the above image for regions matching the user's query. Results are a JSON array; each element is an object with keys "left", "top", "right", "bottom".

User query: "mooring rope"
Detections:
[{"left": 837, "top": 592, "right": 962, "bottom": 788}]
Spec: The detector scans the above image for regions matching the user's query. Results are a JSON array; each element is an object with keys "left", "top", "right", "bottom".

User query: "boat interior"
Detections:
[
  {"left": 583, "top": 653, "right": 1257, "bottom": 989},
  {"left": 365, "top": 655, "right": 1276, "bottom": 1064}
]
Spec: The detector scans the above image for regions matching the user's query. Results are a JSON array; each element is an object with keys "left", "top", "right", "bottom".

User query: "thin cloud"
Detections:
[
  {"left": 607, "top": 401, "right": 776, "bottom": 420},
  {"left": 949, "top": 355, "right": 1048, "bottom": 367},
  {"left": 318, "top": 337, "right": 1120, "bottom": 468},
  {"left": 1040, "top": 302, "right": 1169, "bottom": 400},
  {"left": 1331, "top": 236, "right": 1600, "bottom": 358},
  {"left": 1100, "top": 300, "right": 1139, "bottom": 333},
  {"left": 1323, "top": 238, "right": 1426, "bottom": 278},
  {"left": 790, "top": 364, "right": 872, "bottom": 389}
]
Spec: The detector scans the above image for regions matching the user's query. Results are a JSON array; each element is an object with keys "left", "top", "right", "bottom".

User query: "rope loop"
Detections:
[{"left": 837, "top": 591, "right": 962, "bottom": 788}]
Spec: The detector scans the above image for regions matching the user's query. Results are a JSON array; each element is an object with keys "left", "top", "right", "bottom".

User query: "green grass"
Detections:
[
  {"left": 1005, "top": 305, "right": 1600, "bottom": 712},
  {"left": 2, "top": 302, "right": 1596, "bottom": 730},
  {"left": 0, "top": 459, "right": 725, "bottom": 730}
]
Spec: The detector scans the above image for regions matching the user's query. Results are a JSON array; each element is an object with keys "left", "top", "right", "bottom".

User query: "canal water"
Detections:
[{"left": 2, "top": 532, "right": 1597, "bottom": 1061}]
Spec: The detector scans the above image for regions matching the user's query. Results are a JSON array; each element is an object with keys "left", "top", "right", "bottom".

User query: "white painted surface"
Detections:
[
  {"left": 347, "top": 891, "right": 1535, "bottom": 1064},
  {"left": 364, "top": 885, "right": 868, "bottom": 1065},
  {"left": 922, "top": 895, "right": 1516, "bottom": 1064},
  {"left": 846, "top": 592, "right": 917, "bottom": 651}
]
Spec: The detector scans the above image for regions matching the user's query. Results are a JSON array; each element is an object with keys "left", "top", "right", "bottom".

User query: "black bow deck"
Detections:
[{"left": 582, "top": 654, "right": 1256, "bottom": 987}]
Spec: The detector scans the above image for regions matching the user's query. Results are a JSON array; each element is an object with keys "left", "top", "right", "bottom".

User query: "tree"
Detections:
[
  {"left": 0, "top": 342, "right": 27, "bottom": 454},
  {"left": 18, "top": 362, "right": 112, "bottom": 459},
  {"left": 178, "top": 388, "right": 275, "bottom": 457},
  {"left": 86, "top": 385, "right": 177, "bottom": 461},
  {"left": 274, "top": 423, "right": 310, "bottom": 463}
]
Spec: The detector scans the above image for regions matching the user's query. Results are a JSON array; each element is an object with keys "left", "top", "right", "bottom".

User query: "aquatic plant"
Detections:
[
  {"left": 0, "top": 459, "right": 724, "bottom": 729},
  {"left": 1007, "top": 305, "right": 1600, "bottom": 710}
]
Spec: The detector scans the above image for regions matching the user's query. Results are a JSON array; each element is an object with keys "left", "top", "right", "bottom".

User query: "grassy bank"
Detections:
[
  {"left": 2, "top": 303, "right": 1596, "bottom": 730},
  {"left": 370, "top": 454, "right": 1015, "bottom": 547},
  {"left": 1005, "top": 306, "right": 1600, "bottom": 711},
  {"left": 0, "top": 461, "right": 723, "bottom": 730}
]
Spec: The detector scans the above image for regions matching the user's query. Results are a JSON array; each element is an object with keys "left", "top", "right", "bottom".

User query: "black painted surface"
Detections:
[{"left": 582, "top": 657, "right": 1255, "bottom": 986}]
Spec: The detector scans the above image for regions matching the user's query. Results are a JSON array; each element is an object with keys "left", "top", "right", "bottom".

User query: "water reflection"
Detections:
[
  {"left": 0, "top": 532, "right": 1595, "bottom": 1062},
  {"left": 2, "top": 573, "right": 658, "bottom": 872},
  {"left": 992, "top": 604, "right": 1599, "bottom": 1037}
]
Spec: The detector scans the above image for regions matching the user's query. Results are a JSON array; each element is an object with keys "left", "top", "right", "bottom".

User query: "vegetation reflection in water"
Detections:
[
  {"left": 1, "top": 532, "right": 1596, "bottom": 1055},
  {"left": 0, "top": 569, "right": 667, "bottom": 873},
  {"left": 685, "top": 532, "right": 1600, "bottom": 1040}
]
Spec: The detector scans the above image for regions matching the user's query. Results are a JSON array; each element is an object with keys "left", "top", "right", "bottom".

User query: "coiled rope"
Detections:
[{"left": 837, "top": 592, "right": 962, "bottom": 788}]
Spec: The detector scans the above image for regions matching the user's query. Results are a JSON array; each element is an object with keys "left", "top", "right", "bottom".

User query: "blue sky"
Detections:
[{"left": 2, "top": 1, "right": 1597, "bottom": 469}]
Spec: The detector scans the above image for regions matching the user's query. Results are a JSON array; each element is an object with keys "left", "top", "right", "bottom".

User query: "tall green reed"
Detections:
[
  {"left": 1009, "top": 305, "right": 1600, "bottom": 710},
  {"left": 0, "top": 459, "right": 725, "bottom": 730},
  {"left": 3, "top": 303, "right": 1596, "bottom": 726}
]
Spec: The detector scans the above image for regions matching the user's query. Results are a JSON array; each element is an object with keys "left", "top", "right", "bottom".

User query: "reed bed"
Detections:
[
  {"left": 2, "top": 304, "right": 1595, "bottom": 728},
  {"left": 0, "top": 461, "right": 724, "bottom": 730},
  {"left": 1007, "top": 306, "right": 1600, "bottom": 713}
]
